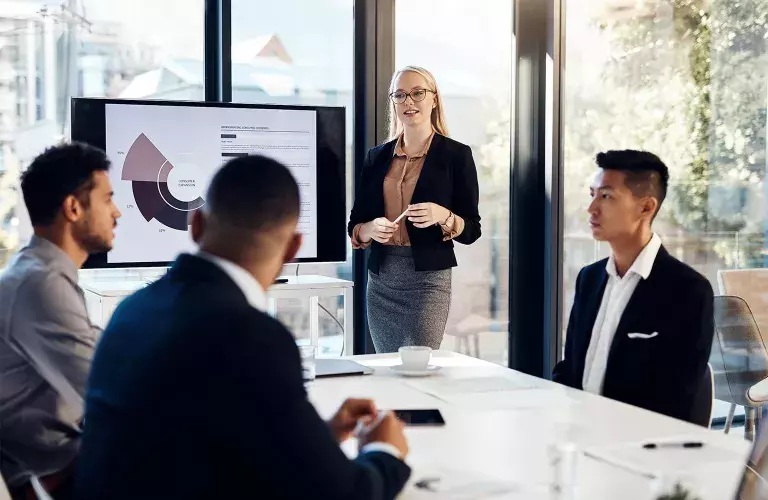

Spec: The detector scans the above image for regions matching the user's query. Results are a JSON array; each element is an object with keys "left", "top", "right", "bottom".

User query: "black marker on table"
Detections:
[{"left": 643, "top": 441, "right": 704, "bottom": 450}]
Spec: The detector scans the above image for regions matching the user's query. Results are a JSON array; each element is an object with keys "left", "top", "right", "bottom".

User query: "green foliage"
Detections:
[
  {"left": 563, "top": 0, "right": 768, "bottom": 267},
  {"left": 672, "top": 0, "right": 712, "bottom": 233}
]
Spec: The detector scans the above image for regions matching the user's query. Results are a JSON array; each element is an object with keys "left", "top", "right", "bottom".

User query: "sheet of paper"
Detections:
[
  {"left": 401, "top": 468, "right": 543, "bottom": 500},
  {"left": 404, "top": 376, "right": 575, "bottom": 410},
  {"left": 443, "top": 389, "right": 579, "bottom": 411},
  {"left": 583, "top": 435, "right": 745, "bottom": 477},
  {"left": 406, "top": 376, "right": 538, "bottom": 399}
]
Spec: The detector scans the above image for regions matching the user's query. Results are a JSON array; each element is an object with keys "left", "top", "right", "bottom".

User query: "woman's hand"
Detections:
[
  {"left": 360, "top": 217, "right": 399, "bottom": 243},
  {"left": 407, "top": 203, "right": 451, "bottom": 228}
]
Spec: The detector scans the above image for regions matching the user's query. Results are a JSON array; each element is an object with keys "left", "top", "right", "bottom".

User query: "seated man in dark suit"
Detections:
[
  {"left": 553, "top": 150, "right": 714, "bottom": 424},
  {"left": 75, "top": 156, "right": 411, "bottom": 500}
]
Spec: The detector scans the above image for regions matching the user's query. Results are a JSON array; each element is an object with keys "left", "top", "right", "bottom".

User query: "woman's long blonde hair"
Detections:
[{"left": 387, "top": 65, "right": 449, "bottom": 140}]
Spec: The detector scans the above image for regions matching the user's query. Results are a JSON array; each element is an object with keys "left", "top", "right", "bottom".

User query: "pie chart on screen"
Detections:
[{"left": 121, "top": 133, "right": 206, "bottom": 231}]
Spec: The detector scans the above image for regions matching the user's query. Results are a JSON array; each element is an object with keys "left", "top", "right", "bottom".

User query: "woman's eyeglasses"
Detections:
[{"left": 389, "top": 89, "right": 436, "bottom": 104}]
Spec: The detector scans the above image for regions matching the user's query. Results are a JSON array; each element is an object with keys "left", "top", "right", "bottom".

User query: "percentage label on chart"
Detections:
[
  {"left": 159, "top": 229, "right": 166, "bottom": 233},
  {"left": 117, "top": 151, "right": 125, "bottom": 155},
  {"left": 126, "top": 204, "right": 134, "bottom": 209}
]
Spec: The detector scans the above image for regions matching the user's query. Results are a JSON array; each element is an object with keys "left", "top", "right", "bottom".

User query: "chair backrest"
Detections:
[
  {"left": 691, "top": 363, "right": 715, "bottom": 427},
  {"left": 710, "top": 296, "right": 768, "bottom": 407},
  {"left": 718, "top": 269, "right": 768, "bottom": 336}
]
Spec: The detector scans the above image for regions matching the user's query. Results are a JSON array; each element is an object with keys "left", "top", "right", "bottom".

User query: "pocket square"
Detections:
[{"left": 627, "top": 332, "right": 659, "bottom": 339}]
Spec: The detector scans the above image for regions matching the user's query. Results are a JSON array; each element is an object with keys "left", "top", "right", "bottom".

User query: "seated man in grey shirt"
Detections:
[{"left": 0, "top": 143, "right": 121, "bottom": 499}]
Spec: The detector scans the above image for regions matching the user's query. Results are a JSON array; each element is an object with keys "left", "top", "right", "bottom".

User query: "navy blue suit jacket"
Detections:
[
  {"left": 553, "top": 246, "right": 714, "bottom": 424},
  {"left": 75, "top": 254, "right": 410, "bottom": 500}
]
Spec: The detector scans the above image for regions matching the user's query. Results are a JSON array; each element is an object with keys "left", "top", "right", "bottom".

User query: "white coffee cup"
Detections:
[{"left": 399, "top": 346, "right": 432, "bottom": 370}]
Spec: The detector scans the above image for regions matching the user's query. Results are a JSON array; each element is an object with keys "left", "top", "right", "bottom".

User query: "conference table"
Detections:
[{"left": 308, "top": 351, "right": 752, "bottom": 499}]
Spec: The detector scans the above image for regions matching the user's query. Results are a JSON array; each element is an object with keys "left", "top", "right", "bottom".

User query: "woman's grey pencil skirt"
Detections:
[{"left": 367, "top": 246, "right": 452, "bottom": 353}]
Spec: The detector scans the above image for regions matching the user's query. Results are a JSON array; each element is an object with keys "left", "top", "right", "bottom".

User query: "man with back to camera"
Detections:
[
  {"left": 552, "top": 150, "right": 714, "bottom": 425},
  {"left": 75, "top": 155, "right": 412, "bottom": 500},
  {"left": 0, "top": 143, "right": 121, "bottom": 499}
]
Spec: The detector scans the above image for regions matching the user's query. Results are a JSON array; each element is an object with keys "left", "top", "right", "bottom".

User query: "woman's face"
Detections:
[{"left": 392, "top": 71, "right": 436, "bottom": 132}]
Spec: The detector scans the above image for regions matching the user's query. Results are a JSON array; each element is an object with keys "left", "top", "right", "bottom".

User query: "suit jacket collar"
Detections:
[
  {"left": 605, "top": 233, "right": 662, "bottom": 280},
  {"left": 587, "top": 242, "right": 671, "bottom": 319},
  {"left": 26, "top": 234, "right": 80, "bottom": 283},
  {"left": 392, "top": 131, "right": 435, "bottom": 159},
  {"left": 371, "top": 133, "right": 447, "bottom": 210},
  {"left": 576, "top": 244, "right": 673, "bottom": 381},
  {"left": 167, "top": 254, "right": 251, "bottom": 308},
  {"left": 195, "top": 252, "right": 268, "bottom": 311},
  {"left": 612, "top": 245, "right": 671, "bottom": 336}
]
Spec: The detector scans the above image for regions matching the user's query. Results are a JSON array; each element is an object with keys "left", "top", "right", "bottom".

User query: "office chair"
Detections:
[{"left": 711, "top": 296, "right": 768, "bottom": 440}]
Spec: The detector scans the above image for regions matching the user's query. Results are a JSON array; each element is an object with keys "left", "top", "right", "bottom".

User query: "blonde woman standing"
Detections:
[{"left": 348, "top": 66, "right": 481, "bottom": 353}]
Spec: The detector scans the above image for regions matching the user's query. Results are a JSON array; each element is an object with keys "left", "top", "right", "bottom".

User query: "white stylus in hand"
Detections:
[
  {"left": 353, "top": 410, "right": 392, "bottom": 438},
  {"left": 393, "top": 208, "right": 409, "bottom": 224}
]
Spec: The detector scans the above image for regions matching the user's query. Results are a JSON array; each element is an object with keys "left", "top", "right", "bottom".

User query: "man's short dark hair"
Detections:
[
  {"left": 21, "top": 142, "right": 111, "bottom": 226},
  {"left": 205, "top": 155, "right": 300, "bottom": 233},
  {"left": 596, "top": 150, "right": 670, "bottom": 216}
]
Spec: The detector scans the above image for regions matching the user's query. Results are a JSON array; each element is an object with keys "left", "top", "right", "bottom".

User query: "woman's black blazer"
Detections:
[{"left": 348, "top": 133, "right": 481, "bottom": 273}]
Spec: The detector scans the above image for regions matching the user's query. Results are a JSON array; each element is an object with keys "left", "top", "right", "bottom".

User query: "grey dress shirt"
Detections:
[{"left": 0, "top": 236, "right": 99, "bottom": 487}]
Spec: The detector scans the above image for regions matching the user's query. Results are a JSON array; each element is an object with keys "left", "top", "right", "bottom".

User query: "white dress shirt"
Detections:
[
  {"left": 196, "top": 251, "right": 268, "bottom": 311},
  {"left": 582, "top": 233, "right": 662, "bottom": 395},
  {"left": 196, "top": 252, "right": 401, "bottom": 459}
]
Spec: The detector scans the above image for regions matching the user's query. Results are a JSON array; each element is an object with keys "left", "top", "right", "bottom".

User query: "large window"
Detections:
[
  {"left": 395, "top": 0, "right": 512, "bottom": 366},
  {"left": 0, "top": 0, "right": 204, "bottom": 266},
  {"left": 563, "top": 0, "right": 768, "bottom": 411},
  {"left": 231, "top": 0, "right": 354, "bottom": 354}
]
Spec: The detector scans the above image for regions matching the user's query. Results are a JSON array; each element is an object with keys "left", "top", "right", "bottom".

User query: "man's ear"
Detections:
[
  {"left": 190, "top": 209, "right": 205, "bottom": 244},
  {"left": 61, "top": 194, "right": 83, "bottom": 223},
  {"left": 641, "top": 196, "right": 659, "bottom": 221},
  {"left": 284, "top": 233, "right": 303, "bottom": 264}
]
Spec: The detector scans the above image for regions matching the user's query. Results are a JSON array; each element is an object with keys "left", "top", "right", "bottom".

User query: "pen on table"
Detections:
[{"left": 642, "top": 441, "right": 704, "bottom": 450}]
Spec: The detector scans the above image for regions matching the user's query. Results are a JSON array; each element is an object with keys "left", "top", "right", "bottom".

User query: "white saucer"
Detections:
[{"left": 390, "top": 364, "right": 442, "bottom": 377}]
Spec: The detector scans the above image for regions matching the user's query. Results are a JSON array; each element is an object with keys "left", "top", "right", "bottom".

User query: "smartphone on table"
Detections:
[{"left": 392, "top": 409, "right": 445, "bottom": 426}]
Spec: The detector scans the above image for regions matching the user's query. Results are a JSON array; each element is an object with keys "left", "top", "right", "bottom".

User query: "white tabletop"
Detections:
[{"left": 308, "top": 351, "right": 751, "bottom": 499}]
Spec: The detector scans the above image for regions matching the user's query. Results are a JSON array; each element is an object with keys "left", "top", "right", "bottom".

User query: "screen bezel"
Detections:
[{"left": 71, "top": 98, "right": 346, "bottom": 268}]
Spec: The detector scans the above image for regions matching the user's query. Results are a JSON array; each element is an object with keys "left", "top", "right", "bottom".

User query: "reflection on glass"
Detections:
[
  {"left": 563, "top": 3, "right": 768, "bottom": 338},
  {"left": 395, "top": 0, "right": 512, "bottom": 366},
  {"left": 0, "top": 0, "right": 204, "bottom": 268},
  {"left": 231, "top": 0, "right": 354, "bottom": 354},
  {"left": 563, "top": 0, "right": 768, "bottom": 423}
]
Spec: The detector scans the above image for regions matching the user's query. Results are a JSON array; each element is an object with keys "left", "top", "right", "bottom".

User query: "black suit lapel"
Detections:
[
  {"left": 607, "top": 245, "right": 667, "bottom": 361},
  {"left": 609, "top": 279, "right": 650, "bottom": 361},
  {"left": 410, "top": 134, "right": 446, "bottom": 204},
  {"left": 169, "top": 254, "right": 251, "bottom": 306},
  {"left": 576, "top": 269, "right": 609, "bottom": 375},
  {"left": 370, "top": 141, "right": 397, "bottom": 216}
]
